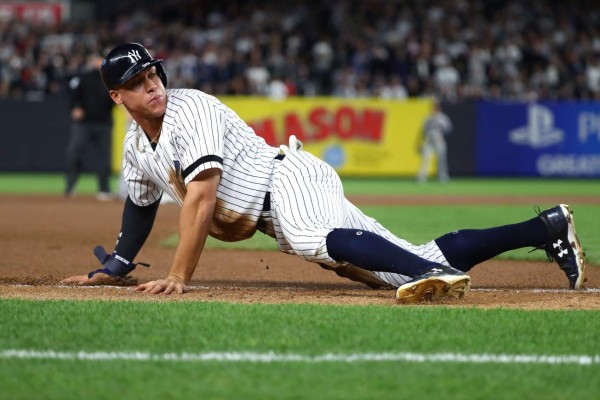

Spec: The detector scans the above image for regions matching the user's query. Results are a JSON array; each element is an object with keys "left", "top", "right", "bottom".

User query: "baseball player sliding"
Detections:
[{"left": 62, "top": 43, "right": 586, "bottom": 302}]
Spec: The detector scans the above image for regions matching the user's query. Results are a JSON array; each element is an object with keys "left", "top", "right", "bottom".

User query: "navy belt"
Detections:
[{"left": 262, "top": 192, "right": 272, "bottom": 211}]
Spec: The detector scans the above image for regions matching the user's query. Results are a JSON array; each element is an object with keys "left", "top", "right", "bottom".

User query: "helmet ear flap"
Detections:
[{"left": 156, "top": 63, "right": 168, "bottom": 87}]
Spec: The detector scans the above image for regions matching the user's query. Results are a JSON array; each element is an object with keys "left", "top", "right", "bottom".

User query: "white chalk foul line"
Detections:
[
  {"left": 473, "top": 288, "right": 600, "bottom": 293},
  {"left": 1, "top": 350, "right": 599, "bottom": 365}
]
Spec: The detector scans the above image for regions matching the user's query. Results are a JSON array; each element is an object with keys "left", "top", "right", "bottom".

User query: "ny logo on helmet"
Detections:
[{"left": 126, "top": 50, "right": 142, "bottom": 64}]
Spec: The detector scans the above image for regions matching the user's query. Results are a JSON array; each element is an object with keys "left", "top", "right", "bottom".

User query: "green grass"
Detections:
[
  {"left": 1, "top": 299, "right": 599, "bottom": 400},
  {"left": 0, "top": 173, "right": 121, "bottom": 194},
  {"left": 341, "top": 176, "right": 600, "bottom": 196}
]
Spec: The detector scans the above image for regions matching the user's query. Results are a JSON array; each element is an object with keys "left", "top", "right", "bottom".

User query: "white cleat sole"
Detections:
[
  {"left": 561, "top": 204, "right": 586, "bottom": 289},
  {"left": 396, "top": 275, "right": 471, "bottom": 304}
]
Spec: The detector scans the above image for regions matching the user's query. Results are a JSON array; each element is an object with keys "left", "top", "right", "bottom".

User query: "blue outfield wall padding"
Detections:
[{"left": 475, "top": 101, "right": 600, "bottom": 178}]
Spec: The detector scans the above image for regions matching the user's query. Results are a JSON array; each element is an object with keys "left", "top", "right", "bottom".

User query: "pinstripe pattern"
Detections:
[
  {"left": 123, "top": 88, "right": 277, "bottom": 241},
  {"left": 269, "top": 151, "right": 449, "bottom": 287},
  {"left": 122, "top": 88, "right": 448, "bottom": 288}
]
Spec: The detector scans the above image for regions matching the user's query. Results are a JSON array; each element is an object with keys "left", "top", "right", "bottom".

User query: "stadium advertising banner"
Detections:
[
  {"left": 220, "top": 97, "right": 433, "bottom": 177},
  {"left": 476, "top": 101, "right": 600, "bottom": 177},
  {"left": 0, "top": 2, "right": 68, "bottom": 25},
  {"left": 111, "top": 97, "right": 432, "bottom": 176}
]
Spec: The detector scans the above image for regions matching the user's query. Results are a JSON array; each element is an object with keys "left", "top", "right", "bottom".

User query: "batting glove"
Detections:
[{"left": 87, "top": 245, "right": 150, "bottom": 278}]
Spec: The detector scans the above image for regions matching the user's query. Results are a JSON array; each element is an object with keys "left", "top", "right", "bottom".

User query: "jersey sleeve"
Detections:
[
  {"left": 441, "top": 114, "right": 453, "bottom": 134},
  {"left": 69, "top": 75, "right": 83, "bottom": 109},
  {"left": 123, "top": 146, "right": 163, "bottom": 206},
  {"left": 175, "top": 94, "right": 225, "bottom": 186}
]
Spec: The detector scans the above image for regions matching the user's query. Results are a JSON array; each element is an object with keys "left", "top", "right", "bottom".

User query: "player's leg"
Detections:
[
  {"left": 341, "top": 201, "right": 585, "bottom": 289},
  {"left": 333, "top": 199, "right": 454, "bottom": 287},
  {"left": 65, "top": 122, "right": 89, "bottom": 196},
  {"left": 434, "top": 219, "right": 546, "bottom": 272},
  {"left": 435, "top": 204, "right": 585, "bottom": 289},
  {"left": 269, "top": 151, "right": 460, "bottom": 288},
  {"left": 436, "top": 143, "right": 449, "bottom": 183},
  {"left": 269, "top": 150, "right": 346, "bottom": 261},
  {"left": 323, "top": 198, "right": 472, "bottom": 301},
  {"left": 417, "top": 144, "right": 433, "bottom": 183},
  {"left": 90, "top": 123, "right": 112, "bottom": 196},
  {"left": 271, "top": 152, "right": 583, "bottom": 294}
]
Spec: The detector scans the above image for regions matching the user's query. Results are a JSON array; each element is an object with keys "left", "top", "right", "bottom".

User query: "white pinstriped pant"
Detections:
[{"left": 267, "top": 150, "right": 449, "bottom": 288}]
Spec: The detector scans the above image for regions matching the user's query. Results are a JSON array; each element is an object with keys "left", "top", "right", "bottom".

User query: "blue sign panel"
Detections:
[{"left": 476, "top": 101, "right": 600, "bottom": 177}]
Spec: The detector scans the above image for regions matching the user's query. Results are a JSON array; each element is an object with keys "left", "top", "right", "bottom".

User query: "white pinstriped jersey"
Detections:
[
  {"left": 123, "top": 88, "right": 278, "bottom": 241},
  {"left": 122, "top": 88, "right": 448, "bottom": 287}
]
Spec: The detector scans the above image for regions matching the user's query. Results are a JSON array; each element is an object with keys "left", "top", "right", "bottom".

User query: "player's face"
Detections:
[{"left": 109, "top": 66, "right": 167, "bottom": 119}]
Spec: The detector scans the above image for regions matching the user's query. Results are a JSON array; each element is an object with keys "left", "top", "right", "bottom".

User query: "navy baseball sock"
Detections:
[
  {"left": 434, "top": 217, "right": 547, "bottom": 272},
  {"left": 326, "top": 228, "right": 436, "bottom": 276}
]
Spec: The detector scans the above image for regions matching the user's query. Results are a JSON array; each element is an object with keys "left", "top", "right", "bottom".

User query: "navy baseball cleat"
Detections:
[
  {"left": 537, "top": 204, "right": 586, "bottom": 289},
  {"left": 396, "top": 264, "right": 471, "bottom": 303}
]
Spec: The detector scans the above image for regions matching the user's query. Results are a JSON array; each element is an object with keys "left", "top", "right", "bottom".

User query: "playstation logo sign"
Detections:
[{"left": 509, "top": 104, "right": 564, "bottom": 148}]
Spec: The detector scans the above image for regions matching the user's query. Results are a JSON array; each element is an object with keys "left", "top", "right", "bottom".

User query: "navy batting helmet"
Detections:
[{"left": 100, "top": 43, "right": 167, "bottom": 90}]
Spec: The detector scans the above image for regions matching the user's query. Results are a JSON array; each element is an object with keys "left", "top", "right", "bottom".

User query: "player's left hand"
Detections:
[
  {"left": 134, "top": 275, "right": 189, "bottom": 294},
  {"left": 60, "top": 272, "right": 138, "bottom": 286},
  {"left": 61, "top": 274, "right": 92, "bottom": 284}
]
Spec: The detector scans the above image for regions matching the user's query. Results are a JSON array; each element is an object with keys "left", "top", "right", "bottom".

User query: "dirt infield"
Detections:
[{"left": 1, "top": 194, "right": 598, "bottom": 310}]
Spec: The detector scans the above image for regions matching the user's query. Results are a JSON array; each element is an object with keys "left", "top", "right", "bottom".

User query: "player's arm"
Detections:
[
  {"left": 60, "top": 196, "right": 160, "bottom": 284},
  {"left": 68, "top": 75, "right": 85, "bottom": 120},
  {"left": 135, "top": 168, "right": 221, "bottom": 294},
  {"left": 443, "top": 114, "right": 453, "bottom": 134}
]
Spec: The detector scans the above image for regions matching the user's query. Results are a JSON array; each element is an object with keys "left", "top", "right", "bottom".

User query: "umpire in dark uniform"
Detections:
[{"left": 65, "top": 52, "right": 115, "bottom": 200}]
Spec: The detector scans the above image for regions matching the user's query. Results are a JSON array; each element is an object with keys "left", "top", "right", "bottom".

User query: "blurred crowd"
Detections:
[{"left": 1, "top": 0, "right": 599, "bottom": 101}]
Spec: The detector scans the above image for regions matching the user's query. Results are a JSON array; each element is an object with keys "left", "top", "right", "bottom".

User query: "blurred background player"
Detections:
[
  {"left": 65, "top": 52, "right": 115, "bottom": 200},
  {"left": 416, "top": 100, "right": 452, "bottom": 184}
]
